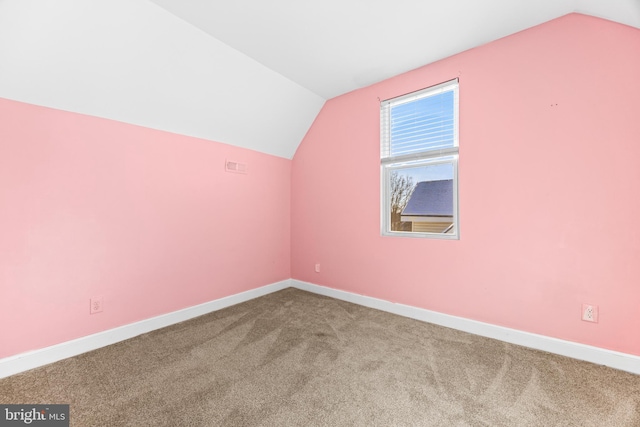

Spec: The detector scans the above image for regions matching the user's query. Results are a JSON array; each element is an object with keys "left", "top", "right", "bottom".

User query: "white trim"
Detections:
[
  {"left": 380, "top": 78, "right": 459, "bottom": 111},
  {"left": 3, "top": 278, "right": 638, "bottom": 379},
  {"left": 0, "top": 279, "right": 291, "bottom": 379},
  {"left": 400, "top": 215, "right": 454, "bottom": 222},
  {"left": 291, "top": 280, "right": 640, "bottom": 375}
]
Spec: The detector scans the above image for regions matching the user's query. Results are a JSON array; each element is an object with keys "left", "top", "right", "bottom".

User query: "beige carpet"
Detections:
[{"left": 1, "top": 288, "right": 639, "bottom": 426}]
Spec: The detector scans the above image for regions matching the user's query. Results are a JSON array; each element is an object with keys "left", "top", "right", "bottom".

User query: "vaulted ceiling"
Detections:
[{"left": 1, "top": 1, "right": 638, "bottom": 158}]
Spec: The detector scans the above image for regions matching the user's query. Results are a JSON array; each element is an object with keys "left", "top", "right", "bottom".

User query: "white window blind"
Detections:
[{"left": 381, "top": 79, "right": 459, "bottom": 161}]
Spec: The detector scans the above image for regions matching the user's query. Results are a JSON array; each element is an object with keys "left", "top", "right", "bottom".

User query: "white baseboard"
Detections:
[
  {"left": 0, "top": 279, "right": 292, "bottom": 379},
  {"left": 291, "top": 279, "right": 640, "bottom": 375},
  {"left": 3, "top": 278, "right": 638, "bottom": 379}
]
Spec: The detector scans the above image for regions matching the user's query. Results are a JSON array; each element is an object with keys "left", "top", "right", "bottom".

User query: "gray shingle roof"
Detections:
[{"left": 402, "top": 180, "right": 453, "bottom": 216}]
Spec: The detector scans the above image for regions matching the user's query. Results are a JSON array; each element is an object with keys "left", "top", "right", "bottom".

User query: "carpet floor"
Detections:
[{"left": 1, "top": 288, "right": 639, "bottom": 426}]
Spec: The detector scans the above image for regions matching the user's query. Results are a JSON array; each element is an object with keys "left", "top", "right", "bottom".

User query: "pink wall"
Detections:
[
  {"left": 2, "top": 12, "right": 638, "bottom": 362},
  {"left": 0, "top": 98, "right": 291, "bottom": 358},
  {"left": 291, "top": 14, "right": 640, "bottom": 355}
]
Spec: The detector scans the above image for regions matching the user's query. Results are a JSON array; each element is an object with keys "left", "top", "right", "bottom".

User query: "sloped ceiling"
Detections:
[
  {"left": 1, "top": 0, "right": 639, "bottom": 159},
  {"left": 148, "top": 0, "right": 640, "bottom": 100}
]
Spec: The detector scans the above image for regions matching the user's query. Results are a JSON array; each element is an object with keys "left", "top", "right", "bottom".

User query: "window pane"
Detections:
[
  {"left": 381, "top": 79, "right": 458, "bottom": 239},
  {"left": 389, "top": 163, "right": 455, "bottom": 234},
  {"left": 390, "top": 90, "right": 455, "bottom": 156}
]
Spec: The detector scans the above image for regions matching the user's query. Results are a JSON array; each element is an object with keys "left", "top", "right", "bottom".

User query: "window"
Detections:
[{"left": 380, "top": 79, "right": 459, "bottom": 239}]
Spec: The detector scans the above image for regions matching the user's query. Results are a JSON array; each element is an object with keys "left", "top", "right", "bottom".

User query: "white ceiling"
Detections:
[
  {"left": 1, "top": 0, "right": 639, "bottom": 158},
  {"left": 149, "top": 0, "right": 640, "bottom": 100}
]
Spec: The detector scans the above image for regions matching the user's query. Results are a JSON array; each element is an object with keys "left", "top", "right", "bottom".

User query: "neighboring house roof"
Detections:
[{"left": 402, "top": 180, "right": 453, "bottom": 217}]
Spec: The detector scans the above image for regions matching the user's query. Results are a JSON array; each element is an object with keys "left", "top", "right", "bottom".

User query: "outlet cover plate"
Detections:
[
  {"left": 90, "top": 296, "right": 104, "bottom": 314},
  {"left": 582, "top": 303, "right": 598, "bottom": 323}
]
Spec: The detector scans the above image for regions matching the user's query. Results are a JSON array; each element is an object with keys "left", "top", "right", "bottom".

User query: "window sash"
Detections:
[
  {"left": 381, "top": 78, "right": 459, "bottom": 161},
  {"left": 380, "top": 156, "right": 459, "bottom": 239}
]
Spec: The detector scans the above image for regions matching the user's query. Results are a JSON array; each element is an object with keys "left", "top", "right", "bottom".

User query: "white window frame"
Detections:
[{"left": 380, "top": 79, "right": 459, "bottom": 239}]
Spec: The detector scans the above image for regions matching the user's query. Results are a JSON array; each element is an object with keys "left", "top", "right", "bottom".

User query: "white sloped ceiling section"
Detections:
[
  {"left": 0, "top": 0, "right": 324, "bottom": 159},
  {"left": 148, "top": 0, "right": 640, "bottom": 100}
]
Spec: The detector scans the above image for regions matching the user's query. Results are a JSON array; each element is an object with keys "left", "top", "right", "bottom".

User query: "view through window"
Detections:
[{"left": 380, "top": 79, "right": 459, "bottom": 238}]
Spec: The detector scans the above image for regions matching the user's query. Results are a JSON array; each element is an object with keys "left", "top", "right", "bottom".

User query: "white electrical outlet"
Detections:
[
  {"left": 90, "top": 296, "right": 104, "bottom": 314},
  {"left": 582, "top": 304, "right": 598, "bottom": 323}
]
